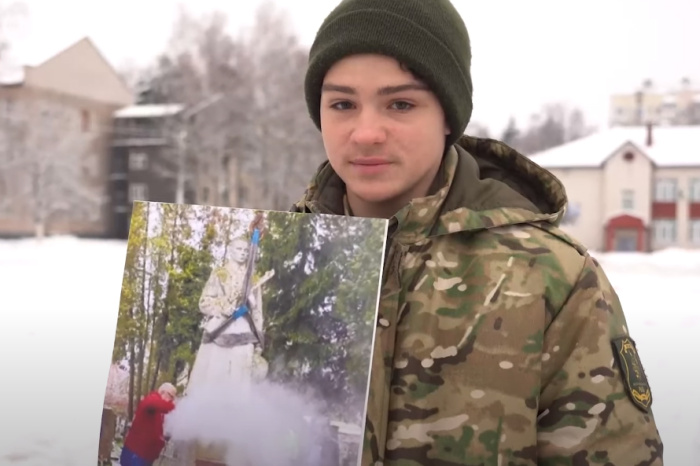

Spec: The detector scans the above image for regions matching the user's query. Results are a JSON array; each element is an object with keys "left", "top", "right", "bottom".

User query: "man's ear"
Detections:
[{"left": 445, "top": 121, "right": 451, "bottom": 135}]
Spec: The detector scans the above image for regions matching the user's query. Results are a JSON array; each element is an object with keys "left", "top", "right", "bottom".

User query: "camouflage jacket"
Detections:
[{"left": 291, "top": 135, "right": 663, "bottom": 465}]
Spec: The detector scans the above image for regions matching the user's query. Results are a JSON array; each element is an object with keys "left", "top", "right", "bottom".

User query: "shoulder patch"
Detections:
[{"left": 611, "top": 336, "right": 652, "bottom": 412}]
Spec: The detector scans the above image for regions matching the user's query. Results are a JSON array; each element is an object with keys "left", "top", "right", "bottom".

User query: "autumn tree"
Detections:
[
  {"left": 112, "top": 202, "right": 386, "bottom": 430},
  {"left": 258, "top": 211, "right": 384, "bottom": 423},
  {"left": 113, "top": 203, "right": 245, "bottom": 410},
  {"left": 112, "top": 201, "right": 150, "bottom": 421}
]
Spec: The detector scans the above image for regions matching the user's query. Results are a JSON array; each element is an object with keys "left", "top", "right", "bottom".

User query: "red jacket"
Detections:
[{"left": 123, "top": 391, "right": 175, "bottom": 462}]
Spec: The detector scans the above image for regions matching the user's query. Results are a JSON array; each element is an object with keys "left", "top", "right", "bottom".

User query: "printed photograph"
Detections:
[{"left": 97, "top": 201, "right": 388, "bottom": 466}]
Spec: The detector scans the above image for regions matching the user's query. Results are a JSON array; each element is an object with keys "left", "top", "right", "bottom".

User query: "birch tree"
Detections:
[
  {"left": 133, "top": 3, "right": 326, "bottom": 211},
  {"left": 0, "top": 99, "right": 106, "bottom": 237},
  {"left": 0, "top": 0, "right": 25, "bottom": 64},
  {"left": 232, "top": 2, "right": 325, "bottom": 210},
  {"left": 137, "top": 9, "right": 239, "bottom": 205}
]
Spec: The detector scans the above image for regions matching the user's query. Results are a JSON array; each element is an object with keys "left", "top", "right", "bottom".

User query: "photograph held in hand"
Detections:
[{"left": 99, "top": 201, "right": 387, "bottom": 466}]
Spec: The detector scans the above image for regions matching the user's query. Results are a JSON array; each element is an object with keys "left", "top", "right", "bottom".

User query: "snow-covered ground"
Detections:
[{"left": 0, "top": 237, "right": 697, "bottom": 465}]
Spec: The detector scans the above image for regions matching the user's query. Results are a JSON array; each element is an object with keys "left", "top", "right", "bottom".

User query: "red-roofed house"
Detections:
[{"left": 529, "top": 125, "right": 700, "bottom": 252}]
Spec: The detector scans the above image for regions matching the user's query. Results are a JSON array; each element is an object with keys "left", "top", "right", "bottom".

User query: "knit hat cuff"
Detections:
[{"left": 305, "top": 9, "right": 471, "bottom": 145}]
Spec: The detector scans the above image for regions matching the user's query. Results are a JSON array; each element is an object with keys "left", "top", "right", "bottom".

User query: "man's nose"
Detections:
[{"left": 350, "top": 108, "right": 387, "bottom": 146}]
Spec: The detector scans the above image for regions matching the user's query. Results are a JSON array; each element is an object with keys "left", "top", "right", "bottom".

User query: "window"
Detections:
[
  {"left": 653, "top": 220, "right": 676, "bottom": 244},
  {"left": 0, "top": 98, "right": 13, "bottom": 118},
  {"left": 129, "top": 152, "right": 148, "bottom": 170},
  {"left": 81, "top": 109, "right": 90, "bottom": 132},
  {"left": 621, "top": 189, "right": 635, "bottom": 210},
  {"left": 690, "top": 178, "right": 700, "bottom": 202},
  {"left": 654, "top": 178, "right": 677, "bottom": 202},
  {"left": 129, "top": 183, "right": 148, "bottom": 201},
  {"left": 113, "top": 188, "right": 126, "bottom": 203},
  {"left": 561, "top": 202, "right": 581, "bottom": 226},
  {"left": 691, "top": 221, "right": 700, "bottom": 245}
]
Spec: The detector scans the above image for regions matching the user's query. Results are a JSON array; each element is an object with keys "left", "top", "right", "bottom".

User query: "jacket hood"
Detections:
[{"left": 293, "top": 135, "right": 568, "bottom": 243}]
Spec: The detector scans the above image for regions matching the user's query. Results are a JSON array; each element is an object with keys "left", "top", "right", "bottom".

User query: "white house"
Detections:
[{"left": 528, "top": 125, "right": 700, "bottom": 252}]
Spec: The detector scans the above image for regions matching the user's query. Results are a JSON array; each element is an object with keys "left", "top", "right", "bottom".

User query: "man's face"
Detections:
[
  {"left": 319, "top": 54, "right": 450, "bottom": 217},
  {"left": 230, "top": 240, "right": 249, "bottom": 264}
]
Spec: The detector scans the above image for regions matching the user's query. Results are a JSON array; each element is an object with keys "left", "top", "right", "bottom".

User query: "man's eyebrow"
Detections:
[
  {"left": 321, "top": 82, "right": 430, "bottom": 96},
  {"left": 377, "top": 83, "right": 429, "bottom": 95},
  {"left": 321, "top": 84, "right": 355, "bottom": 94}
]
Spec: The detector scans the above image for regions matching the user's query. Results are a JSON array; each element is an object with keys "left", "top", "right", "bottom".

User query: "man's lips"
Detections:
[
  {"left": 349, "top": 158, "right": 393, "bottom": 175},
  {"left": 350, "top": 158, "right": 391, "bottom": 166}
]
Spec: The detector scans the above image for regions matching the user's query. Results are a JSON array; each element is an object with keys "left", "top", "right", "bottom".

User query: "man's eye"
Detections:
[
  {"left": 391, "top": 101, "right": 414, "bottom": 111},
  {"left": 331, "top": 101, "right": 354, "bottom": 110}
]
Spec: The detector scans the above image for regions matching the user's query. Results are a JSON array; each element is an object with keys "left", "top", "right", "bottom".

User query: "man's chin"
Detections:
[{"left": 349, "top": 189, "right": 396, "bottom": 204}]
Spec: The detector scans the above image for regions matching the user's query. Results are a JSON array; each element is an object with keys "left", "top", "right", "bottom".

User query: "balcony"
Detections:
[{"left": 111, "top": 121, "right": 171, "bottom": 148}]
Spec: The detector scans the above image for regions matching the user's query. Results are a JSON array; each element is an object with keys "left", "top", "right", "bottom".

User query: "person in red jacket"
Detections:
[{"left": 120, "top": 382, "right": 176, "bottom": 466}]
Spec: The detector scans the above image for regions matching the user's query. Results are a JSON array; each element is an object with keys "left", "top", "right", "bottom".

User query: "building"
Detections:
[
  {"left": 609, "top": 78, "right": 700, "bottom": 127},
  {"left": 0, "top": 37, "right": 134, "bottom": 237},
  {"left": 110, "top": 104, "right": 189, "bottom": 238},
  {"left": 109, "top": 101, "right": 250, "bottom": 239},
  {"left": 529, "top": 125, "right": 700, "bottom": 252}
]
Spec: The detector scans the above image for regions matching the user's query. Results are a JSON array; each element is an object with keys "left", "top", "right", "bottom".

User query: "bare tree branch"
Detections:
[
  {"left": 130, "top": 3, "right": 326, "bottom": 210},
  {"left": 0, "top": 0, "right": 26, "bottom": 65},
  {"left": 0, "top": 99, "right": 106, "bottom": 237}
]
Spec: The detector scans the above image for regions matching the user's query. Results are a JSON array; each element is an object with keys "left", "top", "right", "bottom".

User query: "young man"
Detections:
[
  {"left": 120, "top": 383, "right": 176, "bottom": 466},
  {"left": 292, "top": 0, "right": 664, "bottom": 464}
]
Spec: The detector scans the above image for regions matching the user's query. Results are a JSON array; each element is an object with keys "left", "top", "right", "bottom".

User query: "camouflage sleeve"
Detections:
[{"left": 538, "top": 254, "right": 664, "bottom": 464}]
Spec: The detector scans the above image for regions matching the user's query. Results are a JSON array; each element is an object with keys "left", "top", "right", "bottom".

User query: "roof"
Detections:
[
  {"left": 114, "top": 104, "right": 184, "bottom": 119},
  {"left": 0, "top": 69, "right": 24, "bottom": 87},
  {"left": 528, "top": 126, "right": 700, "bottom": 169},
  {"left": 2, "top": 37, "right": 134, "bottom": 106},
  {"left": 0, "top": 67, "right": 25, "bottom": 86},
  {"left": 0, "top": 50, "right": 27, "bottom": 86}
]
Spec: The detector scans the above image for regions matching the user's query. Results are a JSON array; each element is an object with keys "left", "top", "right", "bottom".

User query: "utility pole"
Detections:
[{"left": 174, "top": 93, "right": 225, "bottom": 205}]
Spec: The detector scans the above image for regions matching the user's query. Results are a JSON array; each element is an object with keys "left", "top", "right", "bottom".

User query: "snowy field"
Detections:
[{"left": 0, "top": 236, "right": 697, "bottom": 465}]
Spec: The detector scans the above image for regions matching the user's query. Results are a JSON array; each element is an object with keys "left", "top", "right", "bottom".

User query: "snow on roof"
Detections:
[
  {"left": 0, "top": 68, "right": 24, "bottom": 86},
  {"left": 529, "top": 126, "right": 700, "bottom": 169},
  {"left": 114, "top": 104, "right": 184, "bottom": 119},
  {"left": 0, "top": 59, "right": 25, "bottom": 86}
]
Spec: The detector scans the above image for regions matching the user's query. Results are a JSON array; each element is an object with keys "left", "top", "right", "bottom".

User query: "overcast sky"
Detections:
[{"left": 5, "top": 0, "right": 699, "bottom": 134}]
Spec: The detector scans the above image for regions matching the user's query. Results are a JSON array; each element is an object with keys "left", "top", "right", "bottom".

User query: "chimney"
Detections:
[{"left": 646, "top": 122, "right": 653, "bottom": 147}]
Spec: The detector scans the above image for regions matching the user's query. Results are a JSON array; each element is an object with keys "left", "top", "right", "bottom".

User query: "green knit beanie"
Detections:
[{"left": 304, "top": 0, "right": 473, "bottom": 149}]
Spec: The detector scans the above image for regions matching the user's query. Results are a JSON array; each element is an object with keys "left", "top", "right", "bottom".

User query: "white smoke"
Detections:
[{"left": 164, "top": 380, "right": 329, "bottom": 466}]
